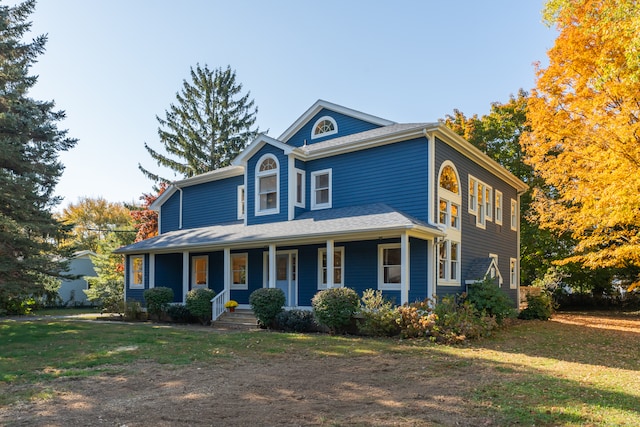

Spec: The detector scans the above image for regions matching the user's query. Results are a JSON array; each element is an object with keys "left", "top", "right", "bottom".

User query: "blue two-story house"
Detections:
[{"left": 116, "top": 100, "right": 527, "bottom": 318}]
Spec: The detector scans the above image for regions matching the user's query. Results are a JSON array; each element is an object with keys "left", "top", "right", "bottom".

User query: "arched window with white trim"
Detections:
[
  {"left": 255, "top": 154, "right": 279, "bottom": 215},
  {"left": 311, "top": 116, "right": 338, "bottom": 139},
  {"left": 437, "top": 161, "right": 462, "bottom": 284}
]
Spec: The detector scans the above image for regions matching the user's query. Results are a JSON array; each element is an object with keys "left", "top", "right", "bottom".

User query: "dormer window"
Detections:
[
  {"left": 255, "top": 154, "right": 279, "bottom": 215},
  {"left": 311, "top": 116, "right": 338, "bottom": 139}
]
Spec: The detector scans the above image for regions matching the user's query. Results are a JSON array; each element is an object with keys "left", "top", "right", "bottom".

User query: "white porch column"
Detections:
[
  {"left": 400, "top": 233, "right": 410, "bottom": 305},
  {"left": 268, "top": 244, "right": 276, "bottom": 288},
  {"left": 148, "top": 253, "right": 155, "bottom": 289},
  {"left": 326, "top": 239, "right": 334, "bottom": 289},
  {"left": 182, "top": 251, "right": 189, "bottom": 302},
  {"left": 223, "top": 248, "right": 231, "bottom": 295},
  {"left": 427, "top": 238, "right": 436, "bottom": 300}
]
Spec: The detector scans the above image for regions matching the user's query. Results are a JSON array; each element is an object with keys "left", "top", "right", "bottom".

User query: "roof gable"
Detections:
[
  {"left": 231, "top": 133, "right": 293, "bottom": 166},
  {"left": 278, "top": 100, "right": 395, "bottom": 144}
]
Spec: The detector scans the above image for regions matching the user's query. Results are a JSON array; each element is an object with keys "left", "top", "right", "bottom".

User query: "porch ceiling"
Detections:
[{"left": 114, "top": 203, "right": 444, "bottom": 254}]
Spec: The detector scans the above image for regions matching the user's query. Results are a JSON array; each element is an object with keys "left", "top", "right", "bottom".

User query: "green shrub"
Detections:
[
  {"left": 396, "top": 298, "right": 437, "bottom": 338},
  {"left": 143, "top": 287, "right": 174, "bottom": 320},
  {"left": 466, "top": 278, "right": 515, "bottom": 323},
  {"left": 433, "top": 295, "right": 498, "bottom": 343},
  {"left": 249, "top": 288, "right": 286, "bottom": 328},
  {"left": 358, "top": 289, "right": 400, "bottom": 337},
  {"left": 519, "top": 292, "right": 555, "bottom": 320},
  {"left": 186, "top": 288, "right": 216, "bottom": 325},
  {"left": 275, "top": 309, "right": 318, "bottom": 332},
  {"left": 166, "top": 304, "right": 193, "bottom": 323},
  {"left": 312, "top": 287, "right": 360, "bottom": 334}
]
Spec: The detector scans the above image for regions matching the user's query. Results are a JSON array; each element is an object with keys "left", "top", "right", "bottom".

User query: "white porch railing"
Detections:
[{"left": 210, "top": 289, "right": 229, "bottom": 322}]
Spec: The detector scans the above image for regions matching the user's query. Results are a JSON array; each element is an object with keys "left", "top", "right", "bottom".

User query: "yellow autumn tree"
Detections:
[{"left": 522, "top": 0, "right": 640, "bottom": 278}]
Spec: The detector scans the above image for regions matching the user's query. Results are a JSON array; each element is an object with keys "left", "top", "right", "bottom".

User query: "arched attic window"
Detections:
[
  {"left": 255, "top": 154, "right": 279, "bottom": 215},
  {"left": 439, "top": 165, "right": 459, "bottom": 194},
  {"left": 311, "top": 116, "right": 338, "bottom": 139}
]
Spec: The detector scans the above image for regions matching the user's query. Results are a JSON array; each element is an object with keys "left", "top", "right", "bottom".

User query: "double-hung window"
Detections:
[
  {"left": 510, "top": 258, "right": 518, "bottom": 289},
  {"left": 294, "top": 169, "right": 305, "bottom": 208},
  {"left": 192, "top": 256, "right": 208, "bottom": 288},
  {"left": 255, "top": 155, "right": 279, "bottom": 215},
  {"left": 469, "top": 175, "right": 494, "bottom": 228},
  {"left": 495, "top": 190, "right": 503, "bottom": 225},
  {"left": 510, "top": 199, "right": 518, "bottom": 231},
  {"left": 438, "top": 240, "right": 460, "bottom": 283},
  {"left": 311, "top": 169, "right": 332, "bottom": 210},
  {"left": 318, "top": 247, "right": 344, "bottom": 289},
  {"left": 378, "top": 244, "right": 402, "bottom": 290},
  {"left": 237, "top": 185, "right": 245, "bottom": 220},
  {"left": 231, "top": 253, "right": 248, "bottom": 290},
  {"left": 130, "top": 255, "right": 144, "bottom": 289}
]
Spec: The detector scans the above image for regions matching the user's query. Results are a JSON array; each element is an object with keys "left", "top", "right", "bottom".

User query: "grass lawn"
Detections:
[{"left": 1, "top": 311, "right": 638, "bottom": 426}]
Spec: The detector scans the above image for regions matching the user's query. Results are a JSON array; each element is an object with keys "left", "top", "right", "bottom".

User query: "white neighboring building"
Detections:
[{"left": 59, "top": 250, "right": 97, "bottom": 306}]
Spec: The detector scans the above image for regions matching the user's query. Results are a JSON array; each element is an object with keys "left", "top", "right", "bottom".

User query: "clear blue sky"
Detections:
[{"left": 17, "top": 0, "right": 557, "bottom": 208}]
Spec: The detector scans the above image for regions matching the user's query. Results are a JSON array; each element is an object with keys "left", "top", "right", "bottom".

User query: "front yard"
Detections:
[{"left": 1, "top": 311, "right": 638, "bottom": 426}]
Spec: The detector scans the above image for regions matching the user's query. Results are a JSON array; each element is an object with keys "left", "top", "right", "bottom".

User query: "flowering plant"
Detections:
[{"left": 224, "top": 300, "right": 238, "bottom": 308}]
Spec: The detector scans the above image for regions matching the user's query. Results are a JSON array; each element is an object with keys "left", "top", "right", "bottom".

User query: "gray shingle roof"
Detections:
[{"left": 115, "top": 203, "right": 443, "bottom": 254}]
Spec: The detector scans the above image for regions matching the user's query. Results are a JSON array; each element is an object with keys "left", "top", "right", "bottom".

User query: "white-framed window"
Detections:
[
  {"left": 129, "top": 255, "right": 144, "bottom": 289},
  {"left": 255, "top": 154, "right": 279, "bottom": 215},
  {"left": 378, "top": 243, "right": 402, "bottom": 290},
  {"left": 468, "top": 176, "right": 477, "bottom": 215},
  {"left": 294, "top": 168, "right": 305, "bottom": 208},
  {"left": 489, "top": 253, "right": 503, "bottom": 286},
  {"left": 438, "top": 240, "right": 460, "bottom": 284},
  {"left": 311, "top": 169, "right": 332, "bottom": 210},
  {"left": 231, "top": 253, "right": 248, "bottom": 290},
  {"left": 438, "top": 162, "right": 461, "bottom": 230},
  {"left": 237, "top": 185, "right": 245, "bottom": 220},
  {"left": 317, "top": 247, "right": 344, "bottom": 289},
  {"left": 469, "top": 175, "right": 494, "bottom": 229},
  {"left": 485, "top": 185, "right": 493, "bottom": 222},
  {"left": 510, "top": 258, "right": 518, "bottom": 289},
  {"left": 510, "top": 198, "right": 518, "bottom": 231},
  {"left": 192, "top": 255, "right": 208, "bottom": 288},
  {"left": 311, "top": 116, "right": 338, "bottom": 139},
  {"left": 495, "top": 190, "right": 503, "bottom": 225}
]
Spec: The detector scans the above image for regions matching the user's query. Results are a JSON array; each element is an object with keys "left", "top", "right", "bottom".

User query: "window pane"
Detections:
[
  {"left": 260, "top": 175, "right": 276, "bottom": 193},
  {"left": 451, "top": 204, "right": 459, "bottom": 228},
  {"left": 277, "top": 254, "right": 287, "bottom": 281},
  {"left": 195, "top": 258, "right": 207, "bottom": 284},
  {"left": 439, "top": 199, "right": 447, "bottom": 224},
  {"left": 316, "top": 173, "right": 329, "bottom": 189},
  {"left": 384, "top": 248, "right": 401, "bottom": 266},
  {"left": 296, "top": 173, "right": 302, "bottom": 203},
  {"left": 439, "top": 165, "right": 458, "bottom": 193},
  {"left": 384, "top": 266, "right": 401, "bottom": 283},
  {"left": 316, "top": 188, "right": 329, "bottom": 204}
]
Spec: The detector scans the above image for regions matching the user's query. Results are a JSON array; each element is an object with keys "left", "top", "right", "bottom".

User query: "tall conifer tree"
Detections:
[
  {"left": 0, "top": 0, "right": 77, "bottom": 313},
  {"left": 139, "top": 64, "right": 259, "bottom": 184}
]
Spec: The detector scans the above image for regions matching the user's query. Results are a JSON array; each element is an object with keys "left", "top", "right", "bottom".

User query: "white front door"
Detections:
[{"left": 265, "top": 251, "right": 297, "bottom": 307}]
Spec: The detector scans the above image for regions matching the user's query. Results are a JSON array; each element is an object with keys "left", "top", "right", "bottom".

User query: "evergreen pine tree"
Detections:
[
  {"left": 0, "top": 0, "right": 77, "bottom": 314},
  {"left": 139, "top": 64, "right": 259, "bottom": 184}
]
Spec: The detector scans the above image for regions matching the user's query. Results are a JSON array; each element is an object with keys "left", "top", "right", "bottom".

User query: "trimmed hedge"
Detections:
[
  {"left": 312, "top": 287, "right": 360, "bottom": 334},
  {"left": 249, "top": 288, "right": 285, "bottom": 328}
]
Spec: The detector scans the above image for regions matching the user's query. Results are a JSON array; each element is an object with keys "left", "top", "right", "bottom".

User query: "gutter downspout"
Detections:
[{"left": 177, "top": 187, "right": 183, "bottom": 229}]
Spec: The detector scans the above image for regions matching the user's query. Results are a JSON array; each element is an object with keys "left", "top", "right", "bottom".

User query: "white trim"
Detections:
[
  {"left": 223, "top": 248, "right": 231, "bottom": 294},
  {"left": 148, "top": 253, "right": 155, "bottom": 289},
  {"left": 294, "top": 167, "right": 305, "bottom": 209},
  {"left": 311, "top": 115, "right": 338, "bottom": 139},
  {"left": 129, "top": 255, "right": 144, "bottom": 289},
  {"left": 182, "top": 251, "right": 189, "bottom": 302},
  {"left": 237, "top": 185, "right": 245, "bottom": 220},
  {"left": 232, "top": 134, "right": 294, "bottom": 167},
  {"left": 495, "top": 190, "right": 503, "bottom": 225},
  {"left": 230, "top": 252, "right": 248, "bottom": 290},
  {"left": 484, "top": 185, "right": 493, "bottom": 222},
  {"left": 278, "top": 99, "right": 395, "bottom": 143},
  {"left": 254, "top": 153, "right": 280, "bottom": 216},
  {"left": 489, "top": 253, "right": 503, "bottom": 286},
  {"left": 468, "top": 175, "right": 477, "bottom": 215},
  {"left": 378, "top": 243, "right": 402, "bottom": 291},
  {"left": 268, "top": 244, "right": 276, "bottom": 289},
  {"left": 510, "top": 198, "right": 518, "bottom": 231},
  {"left": 191, "top": 255, "right": 209, "bottom": 288},
  {"left": 311, "top": 168, "right": 332, "bottom": 210},
  {"left": 318, "top": 246, "right": 344, "bottom": 289},
  {"left": 510, "top": 257, "right": 518, "bottom": 289},
  {"left": 400, "top": 233, "right": 409, "bottom": 305}
]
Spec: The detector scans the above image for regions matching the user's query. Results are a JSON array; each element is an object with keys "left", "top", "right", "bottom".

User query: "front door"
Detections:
[{"left": 266, "top": 251, "right": 297, "bottom": 307}]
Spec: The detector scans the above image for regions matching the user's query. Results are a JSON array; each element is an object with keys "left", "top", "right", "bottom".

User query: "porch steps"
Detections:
[{"left": 212, "top": 309, "right": 259, "bottom": 330}]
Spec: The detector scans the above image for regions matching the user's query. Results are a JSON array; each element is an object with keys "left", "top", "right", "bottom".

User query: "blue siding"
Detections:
[
  {"left": 409, "top": 237, "right": 429, "bottom": 303},
  {"left": 182, "top": 176, "right": 243, "bottom": 229},
  {"left": 434, "top": 137, "right": 520, "bottom": 305},
  {"left": 155, "top": 253, "right": 183, "bottom": 302},
  {"left": 160, "top": 192, "right": 181, "bottom": 233},
  {"left": 125, "top": 254, "right": 150, "bottom": 304},
  {"left": 286, "top": 109, "right": 383, "bottom": 147},
  {"left": 305, "top": 137, "right": 430, "bottom": 222},
  {"left": 246, "top": 144, "right": 289, "bottom": 225}
]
